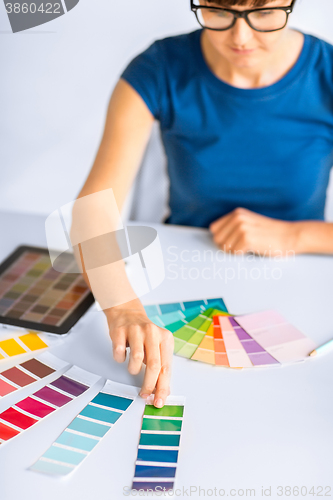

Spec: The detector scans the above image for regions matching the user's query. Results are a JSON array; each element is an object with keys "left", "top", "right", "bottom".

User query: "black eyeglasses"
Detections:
[{"left": 191, "top": 0, "right": 296, "bottom": 33}]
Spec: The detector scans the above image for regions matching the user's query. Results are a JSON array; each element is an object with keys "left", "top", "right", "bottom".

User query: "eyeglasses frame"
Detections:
[{"left": 190, "top": 0, "right": 296, "bottom": 33}]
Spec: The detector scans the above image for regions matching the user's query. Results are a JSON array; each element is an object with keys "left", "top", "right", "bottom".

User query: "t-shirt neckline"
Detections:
[{"left": 194, "top": 28, "right": 311, "bottom": 99}]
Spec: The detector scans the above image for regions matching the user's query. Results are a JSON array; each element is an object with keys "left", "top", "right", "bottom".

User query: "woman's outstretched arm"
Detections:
[{"left": 71, "top": 79, "right": 174, "bottom": 408}]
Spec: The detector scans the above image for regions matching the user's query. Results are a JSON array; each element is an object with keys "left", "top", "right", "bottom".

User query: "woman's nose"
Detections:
[{"left": 229, "top": 17, "right": 254, "bottom": 47}]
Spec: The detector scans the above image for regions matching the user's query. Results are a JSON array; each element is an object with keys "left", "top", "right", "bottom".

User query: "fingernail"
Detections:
[
  {"left": 140, "top": 393, "right": 149, "bottom": 399},
  {"left": 154, "top": 398, "right": 163, "bottom": 408}
]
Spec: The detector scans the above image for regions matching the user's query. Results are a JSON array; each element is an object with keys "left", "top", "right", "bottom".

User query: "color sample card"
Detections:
[
  {"left": 29, "top": 380, "right": 137, "bottom": 476},
  {"left": 0, "top": 352, "right": 70, "bottom": 400},
  {"left": 213, "top": 316, "right": 230, "bottom": 367},
  {"left": 132, "top": 397, "right": 185, "bottom": 492},
  {"left": 0, "top": 331, "right": 51, "bottom": 362},
  {"left": 235, "top": 311, "right": 316, "bottom": 363},
  {"left": 0, "top": 246, "right": 94, "bottom": 334},
  {"left": 0, "top": 366, "right": 100, "bottom": 444},
  {"left": 229, "top": 318, "right": 279, "bottom": 367},
  {"left": 218, "top": 316, "right": 253, "bottom": 368}
]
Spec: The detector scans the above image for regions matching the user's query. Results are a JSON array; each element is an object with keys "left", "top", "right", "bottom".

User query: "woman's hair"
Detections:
[{"left": 206, "top": 0, "right": 282, "bottom": 6}]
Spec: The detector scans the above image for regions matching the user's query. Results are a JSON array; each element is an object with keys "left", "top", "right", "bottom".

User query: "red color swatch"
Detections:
[{"left": 0, "top": 407, "right": 38, "bottom": 430}]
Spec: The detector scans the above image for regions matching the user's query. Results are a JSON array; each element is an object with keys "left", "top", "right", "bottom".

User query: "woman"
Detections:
[{"left": 75, "top": 0, "right": 333, "bottom": 407}]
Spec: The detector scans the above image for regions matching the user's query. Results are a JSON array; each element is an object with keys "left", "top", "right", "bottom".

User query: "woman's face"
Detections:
[{"left": 200, "top": 0, "right": 294, "bottom": 68}]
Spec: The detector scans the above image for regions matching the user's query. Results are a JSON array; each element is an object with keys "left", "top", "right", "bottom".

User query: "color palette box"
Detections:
[
  {"left": 0, "top": 366, "right": 101, "bottom": 444},
  {"left": 132, "top": 396, "right": 185, "bottom": 492},
  {"left": 29, "top": 380, "right": 138, "bottom": 476},
  {"left": 0, "top": 246, "right": 94, "bottom": 334}
]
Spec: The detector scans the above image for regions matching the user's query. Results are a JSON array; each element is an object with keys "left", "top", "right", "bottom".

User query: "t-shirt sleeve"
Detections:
[{"left": 121, "top": 42, "right": 165, "bottom": 122}]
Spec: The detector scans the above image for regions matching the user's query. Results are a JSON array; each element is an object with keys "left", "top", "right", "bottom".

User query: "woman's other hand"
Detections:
[{"left": 209, "top": 208, "right": 299, "bottom": 256}]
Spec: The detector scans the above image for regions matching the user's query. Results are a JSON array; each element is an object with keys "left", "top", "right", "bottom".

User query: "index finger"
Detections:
[
  {"left": 153, "top": 332, "right": 174, "bottom": 408},
  {"left": 140, "top": 332, "right": 161, "bottom": 400}
]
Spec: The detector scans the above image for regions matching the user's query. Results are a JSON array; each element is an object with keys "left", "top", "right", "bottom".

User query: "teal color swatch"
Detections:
[
  {"left": 67, "top": 417, "right": 110, "bottom": 438},
  {"left": 139, "top": 433, "right": 181, "bottom": 447},
  {"left": 55, "top": 430, "right": 98, "bottom": 452},
  {"left": 79, "top": 405, "right": 121, "bottom": 425},
  {"left": 91, "top": 393, "right": 133, "bottom": 411},
  {"left": 31, "top": 460, "right": 73, "bottom": 476},
  {"left": 43, "top": 445, "right": 85, "bottom": 466}
]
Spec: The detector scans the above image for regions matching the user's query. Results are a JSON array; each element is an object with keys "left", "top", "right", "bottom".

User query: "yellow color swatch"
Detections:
[
  {"left": 0, "top": 339, "right": 26, "bottom": 357},
  {"left": 0, "top": 352, "right": 4, "bottom": 360},
  {"left": 19, "top": 333, "right": 48, "bottom": 351}
]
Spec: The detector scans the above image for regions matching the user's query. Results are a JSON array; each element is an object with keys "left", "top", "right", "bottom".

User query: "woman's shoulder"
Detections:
[
  {"left": 143, "top": 29, "right": 201, "bottom": 62},
  {"left": 303, "top": 32, "right": 333, "bottom": 65},
  {"left": 303, "top": 32, "right": 333, "bottom": 87}
]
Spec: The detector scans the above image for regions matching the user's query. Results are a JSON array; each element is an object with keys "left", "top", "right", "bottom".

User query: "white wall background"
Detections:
[{"left": 1, "top": 0, "right": 333, "bottom": 221}]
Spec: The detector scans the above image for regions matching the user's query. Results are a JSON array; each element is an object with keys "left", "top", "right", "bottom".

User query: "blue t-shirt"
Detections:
[{"left": 121, "top": 29, "right": 333, "bottom": 228}]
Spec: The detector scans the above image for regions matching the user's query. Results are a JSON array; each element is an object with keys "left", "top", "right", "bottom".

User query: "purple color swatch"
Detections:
[
  {"left": 34, "top": 386, "right": 72, "bottom": 407},
  {"left": 242, "top": 340, "right": 266, "bottom": 354},
  {"left": 228, "top": 318, "right": 239, "bottom": 328},
  {"left": 234, "top": 327, "right": 252, "bottom": 341},
  {"left": 50, "top": 375, "right": 88, "bottom": 397},
  {"left": 249, "top": 352, "right": 279, "bottom": 366}
]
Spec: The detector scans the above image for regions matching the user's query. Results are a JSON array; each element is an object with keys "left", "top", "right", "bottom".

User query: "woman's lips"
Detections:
[{"left": 230, "top": 47, "right": 256, "bottom": 54}]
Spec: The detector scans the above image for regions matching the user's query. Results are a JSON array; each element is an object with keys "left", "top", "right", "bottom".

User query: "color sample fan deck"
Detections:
[
  {"left": 0, "top": 332, "right": 50, "bottom": 362},
  {"left": 0, "top": 352, "right": 70, "bottom": 399},
  {"left": 145, "top": 300, "right": 314, "bottom": 368},
  {"left": 29, "top": 380, "right": 137, "bottom": 476},
  {"left": 132, "top": 397, "right": 185, "bottom": 492},
  {"left": 0, "top": 366, "right": 100, "bottom": 444}
]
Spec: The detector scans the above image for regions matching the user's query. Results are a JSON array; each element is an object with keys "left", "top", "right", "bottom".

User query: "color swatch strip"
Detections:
[
  {"left": 0, "top": 331, "right": 50, "bottom": 361},
  {"left": 234, "top": 311, "right": 316, "bottom": 363},
  {"left": 0, "top": 352, "right": 70, "bottom": 400},
  {"left": 229, "top": 318, "right": 279, "bottom": 366},
  {"left": 29, "top": 380, "right": 137, "bottom": 476},
  {"left": 212, "top": 316, "right": 230, "bottom": 367},
  {"left": 132, "top": 397, "right": 185, "bottom": 492},
  {"left": 218, "top": 316, "right": 253, "bottom": 368},
  {"left": 0, "top": 366, "right": 100, "bottom": 444}
]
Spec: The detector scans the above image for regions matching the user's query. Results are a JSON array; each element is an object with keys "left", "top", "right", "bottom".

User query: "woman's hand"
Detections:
[
  {"left": 105, "top": 300, "right": 174, "bottom": 408},
  {"left": 209, "top": 208, "right": 300, "bottom": 256}
]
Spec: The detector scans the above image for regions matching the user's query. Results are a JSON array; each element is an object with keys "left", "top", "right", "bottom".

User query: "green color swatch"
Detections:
[
  {"left": 144, "top": 405, "right": 184, "bottom": 418},
  {"left": 142, "top": 418, "right": 183, "bottom": 432}
]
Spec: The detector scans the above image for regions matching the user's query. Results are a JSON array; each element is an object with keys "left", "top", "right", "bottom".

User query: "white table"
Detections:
[{"left": 0, "top": 210, "right": 333, "bottom": 500}]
